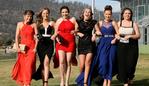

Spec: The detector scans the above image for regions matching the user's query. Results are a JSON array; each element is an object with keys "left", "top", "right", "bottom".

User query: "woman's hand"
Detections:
[
  {"left": 91, "top": 34, "right": 96, "bottom": 42},
  {"left": 95, "top": 31, "right": 102, "bottom": 36},
  {"left": 77, "top": 32, "right": 84, "bottom": 38},
  {"left": 115, "top": 34, "right": 121, "bottom": 40},
  {"left": 17, "top": 48, "right": 21, "bottom": 52},
  {"left": 56, "top": 37, "right": 61, "bottom": 44},
  {"left": 17, "top": 48, "right": 26, "bottom": 53},
  {"left": 124, "top": 35, "right": 131, "bottom": 40},
  {"left": 71, "top": 30, "right": 76, "bottom": 35},
  {"left": 111, "top": 38, "right": 116, "bottom": 44},
  {"left": 33, "top": 48, "right": 36, "bottom": 53},
  {"left": 51, "top": 34, "right": 57, "bottom": 40}
]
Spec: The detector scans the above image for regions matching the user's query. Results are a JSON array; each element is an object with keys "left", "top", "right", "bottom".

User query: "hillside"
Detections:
[{"left": 0, "top": 0, "right": 100, "bottom": 46}]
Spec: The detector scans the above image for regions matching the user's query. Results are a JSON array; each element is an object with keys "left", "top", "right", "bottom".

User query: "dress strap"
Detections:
[
  {"left": 132, "top": 21, "right": 133, "bottom": 28},
  {"left": 120, "top": 21, "right": 122, "bottom": 27}
]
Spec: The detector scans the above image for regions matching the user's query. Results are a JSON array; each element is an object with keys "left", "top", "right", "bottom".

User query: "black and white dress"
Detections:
[
  {"left": 33, "top": 24, "right": 54, "bottom": 80},
  {"left": 117, "top": 21, "right": 139, "bottom": 83}
]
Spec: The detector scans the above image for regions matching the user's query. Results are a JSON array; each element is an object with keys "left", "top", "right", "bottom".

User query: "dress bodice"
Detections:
[
  {"left": 19, "top": 24, "right": 35, "bottom": 45},
  {"left": 119, "top": 27, "right": 134, "bottom": 35},
  {"left": 58, "top": 19, "right": 75, "bottom": 34},
  {"left": 37, "top": 24, "right": 54, "bottom": 42},
  {"left": 100, "top": 21, "right": 116, "bottom": 35},
  {"left": 38, "top": 24, "right": 53, "bottom": 35},
  {"left": 77, "top": 20, "right": 97, "bottom": 36}
]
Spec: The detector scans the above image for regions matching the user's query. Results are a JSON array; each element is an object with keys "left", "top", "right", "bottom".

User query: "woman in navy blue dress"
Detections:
[
  {"left": 97, "top": 5, "right": 119, "bottom": 86},
  {"left": 91, "top": 5, "right": 119, "bottom": 86}
]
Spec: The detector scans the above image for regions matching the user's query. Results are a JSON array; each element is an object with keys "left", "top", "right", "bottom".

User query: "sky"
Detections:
[{"left": 61, "top": 0, "right": 120, "bottom": 12}]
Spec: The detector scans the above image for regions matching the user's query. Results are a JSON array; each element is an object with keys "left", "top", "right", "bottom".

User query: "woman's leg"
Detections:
[
  {"left": 84, "top": 53, "right": 93, "bottom": 86},
  {"left": 43, "top": 54, "right": 50, "bottom": 86},
  {"left": 78, "top": 54, "right": 86, "bottom": 73},
  {"left": 58, "top": 50, "right": 66, "bottom": 86},
  {"left": 65, "top": 52, "right": 73, "bottom": 86},
  {"left": 107, "top": 80, "right": 111, "bottom": 86},
  {"left": 103, "top": 79, "right": 107, "bottom": 86}
]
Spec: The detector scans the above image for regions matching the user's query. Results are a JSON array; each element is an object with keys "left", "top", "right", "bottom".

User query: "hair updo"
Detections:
[{"left": 104, "top": 5, "right": 112, "bottom": 13}]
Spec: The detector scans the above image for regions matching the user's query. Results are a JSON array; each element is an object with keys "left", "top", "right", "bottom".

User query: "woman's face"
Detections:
[
  {"left": 104, "top": 10, "right": 112, "bottom": 21},
  {"left": 61, "top": 9, "right": 69, "bottom": 19},
  {"left": 42, "top": 10, "right": 49, "bottom": 20},
  {"left": 123, "top": 10, "right": 131, "bottom": 20},
  {"left": 83, "top": 9, "right": 92, "bottom": 21},
  {"left": 24, "top": 14, "right": 33, "bottom": 23}
]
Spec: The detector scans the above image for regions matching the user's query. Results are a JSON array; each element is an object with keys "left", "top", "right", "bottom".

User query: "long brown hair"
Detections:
[
  {"left": 121, "top": 7, "right": 133, "bottom": 21},
  {"left": 36, "top": 8, "right": 50, "bottom": 26}
]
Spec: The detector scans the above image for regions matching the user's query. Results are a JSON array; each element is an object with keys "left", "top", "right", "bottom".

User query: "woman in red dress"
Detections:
[
  {"left": 52, "top": 6, "right": 78, "bottom": 86},
  {"left": 11, "top": 10, "right": 38, "bottom": 86}
]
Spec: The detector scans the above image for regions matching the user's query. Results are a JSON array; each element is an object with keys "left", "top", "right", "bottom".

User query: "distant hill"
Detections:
[
  {"left": 0, "top": 0, "right": 100, "bottom": 46},
  {"left": 0, "top": 0, "right": 120, "bottom": 46}
]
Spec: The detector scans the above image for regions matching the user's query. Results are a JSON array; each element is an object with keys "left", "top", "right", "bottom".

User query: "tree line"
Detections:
[{"left": 0, "top": 0, "right": 100, "bottom": 46}]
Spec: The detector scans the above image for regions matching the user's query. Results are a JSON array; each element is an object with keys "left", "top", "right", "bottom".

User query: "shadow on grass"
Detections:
[
  {"left": 50, "top": 84, "right": 77, "bottom": 86},
  {"left": 112, "top": 79, "right": 149, "bottom": 86}
]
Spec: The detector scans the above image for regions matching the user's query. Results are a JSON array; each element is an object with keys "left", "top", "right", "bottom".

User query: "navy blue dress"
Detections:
[
  {"left": 76, "top": 21, "right": 117, "bottom": 86},
  {"left": 97, "top": 21, "right": 117, "bottom": 80}
]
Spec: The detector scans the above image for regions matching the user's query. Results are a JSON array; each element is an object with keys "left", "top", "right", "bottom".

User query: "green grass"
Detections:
[
  {"left": 139, "top": 45, "right": 149, "bottom": 54},
  {"left": 0, "top": 46, "right": 149, "bottom": 86}
]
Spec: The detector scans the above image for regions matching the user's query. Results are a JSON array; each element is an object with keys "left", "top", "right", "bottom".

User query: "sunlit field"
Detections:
[{"left": 0, "top": 45, "right": 149, "bottom": 86}]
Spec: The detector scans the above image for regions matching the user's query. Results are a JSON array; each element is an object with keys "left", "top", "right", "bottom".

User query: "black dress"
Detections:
[
  {"left": 77, "top": 19, "right": 97, "bottom": 55},
  {"left": 32, "top": 24, "right": 54, "bottom": 80}
]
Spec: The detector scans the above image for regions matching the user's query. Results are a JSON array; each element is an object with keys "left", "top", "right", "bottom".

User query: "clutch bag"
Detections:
[{"left": 19, "top": 44, "right": 26, "bottom": 51}]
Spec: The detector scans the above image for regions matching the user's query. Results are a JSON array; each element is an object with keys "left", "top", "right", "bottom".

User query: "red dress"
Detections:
[
  {"left": 53, "top": 19, "right": 77, "bottom": 68},
  {"left": 11, "top": 24, "right": 36, "bottom": 85},
  {"left": 57, "top": 19, "right": 75, "bottom": 52}
]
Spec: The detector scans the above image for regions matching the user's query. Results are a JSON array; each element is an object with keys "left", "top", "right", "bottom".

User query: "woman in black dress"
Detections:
[
  {"left": 76, "top": 8, "right": 100, "bottom": 86},
  {"left": 33, "top": 8, "right": 54, "bottom": 86},
  {"left": 116, "top": 8, "right": 141, "bottom": 86}
]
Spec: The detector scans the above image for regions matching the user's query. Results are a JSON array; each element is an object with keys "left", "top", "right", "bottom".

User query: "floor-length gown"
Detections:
[
  {"left": 12, "top": 24, "right": 36, "bottom": 85},
  {"left": 32, "top": 24, "right": 54, "bottom": 80},
  {"left": 117, "top": 21, "right": 139, "bottom": 83}
]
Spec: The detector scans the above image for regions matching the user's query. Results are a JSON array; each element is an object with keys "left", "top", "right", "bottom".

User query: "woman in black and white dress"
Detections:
[
  {"left": 33, "top": 8, "right": 55, "bottom": 86},
  {"left": 116, "top": 8, "right": 141, "bottom": 86}
]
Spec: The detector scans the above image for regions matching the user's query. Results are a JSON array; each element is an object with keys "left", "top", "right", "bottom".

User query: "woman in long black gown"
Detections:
[{"left": 32, "top": 8, "right": 54, "bottom": 86}]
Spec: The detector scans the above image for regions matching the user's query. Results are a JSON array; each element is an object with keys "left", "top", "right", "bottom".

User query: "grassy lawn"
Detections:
[{"left": 0, "top": 45, "right": 149, "bottom": 86}]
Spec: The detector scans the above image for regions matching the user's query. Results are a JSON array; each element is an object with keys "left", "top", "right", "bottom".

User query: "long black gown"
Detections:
[{"left": 32, "top": 24, "right": 54, "bottom": 80}]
